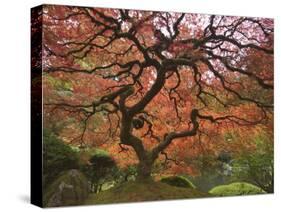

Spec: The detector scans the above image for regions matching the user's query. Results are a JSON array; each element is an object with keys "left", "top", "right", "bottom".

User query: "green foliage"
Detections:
[
  {"left": 160, "top": 176, "right": 196, "bottom": 189},
  {"left": 74, "top": 57, "right": 96, "bottom": 69},
  {"left": 92, "top": 148, "right": 110, "bottom": 156},
  {"left": 43, "top": 129, "right": 79, "bottom": 189},
  {"left": 209, "top": 182, "right": 266, "bottom": 196},
  {"left": 118, "top": 165, "right": 138, "bottom": 182},
  {"left": 46, "top": 75, "right": 73, "bottom": 92},
  {"left": 81, "top": 150, "right": 118, "bottom": 193},
  {"left": 123, "top": 165, "right": 138, "bottom": 178},
  {"left": 231, "top": 134, "right": 273, "bottom": 193},
  {"left": 45, "top": 74, "right": 73, "bottom": 97}
]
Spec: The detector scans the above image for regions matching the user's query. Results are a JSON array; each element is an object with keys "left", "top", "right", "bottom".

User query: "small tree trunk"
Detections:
[
  {"left": 98, "top": 184, "right": 102, "bottom": 193},
  {"left": 90, "top": 181, "right": 94, "bottom": 193},
  {"left": 93, "top": 184, "right": 98, "bottom": 193}
]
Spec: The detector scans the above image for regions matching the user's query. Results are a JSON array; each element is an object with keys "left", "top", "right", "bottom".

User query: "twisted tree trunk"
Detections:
[
  {"left": 136, "top": 152, "right": 155, "bottom": 180},
  {"left": 119, "top": 87, "right": 200, "bottom": 180}
]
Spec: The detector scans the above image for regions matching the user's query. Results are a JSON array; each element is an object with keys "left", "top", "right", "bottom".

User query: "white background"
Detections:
[{"left": 0, "top": 0, "right": 280, "bottom": 211}]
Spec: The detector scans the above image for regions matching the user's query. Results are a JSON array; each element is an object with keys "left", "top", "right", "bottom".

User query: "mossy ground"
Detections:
[
  {"left": 160, "top": 175, "right": 196, "bottom": 189},
  {"left": 84, "top": 179, "right": 210, "bottom": 205},
  {"left": 209, "top": 182, "right": 266, "bottom": 197}
]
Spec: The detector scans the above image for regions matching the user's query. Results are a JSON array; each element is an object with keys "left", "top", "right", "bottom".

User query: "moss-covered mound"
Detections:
[
  {"left": 209, "top": 182, "right": 266, "bottom": 197},
  {"left": 160, "top": 176, "right": 196, "bottom": 189},
  {"left": 44, "top": 169, "right": 90, "bottom": 207},
  {"left": 84, "top": 179, "right": 209, "bottom": 205}
]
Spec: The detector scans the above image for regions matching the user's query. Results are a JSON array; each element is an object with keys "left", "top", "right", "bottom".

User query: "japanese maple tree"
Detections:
[{"left": 42, "top": 5, "right": 273, "bottom": 180}]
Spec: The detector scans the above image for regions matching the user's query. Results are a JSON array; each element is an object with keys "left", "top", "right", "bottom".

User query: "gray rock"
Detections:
[{"left": 44, "top": 169, "right": 90, "bottom": 207}]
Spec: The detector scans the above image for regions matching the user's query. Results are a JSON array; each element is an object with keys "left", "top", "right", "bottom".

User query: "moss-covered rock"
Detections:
[
  {"left": 43, "top": 169, "right": 90, "bottom": 207},
  {"left": 84, "top": 179, "right": 208, "bottom": 205},
  {"left": 209, "top": 182, "right": 266, "bottom": 196},
  {"left": 160, "top": 175, "right": 196, "bottom": 189}
]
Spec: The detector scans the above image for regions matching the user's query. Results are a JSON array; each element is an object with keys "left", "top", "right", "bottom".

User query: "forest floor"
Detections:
[{"left": 84, "top": 179, "right": 210, "bottom": 205}]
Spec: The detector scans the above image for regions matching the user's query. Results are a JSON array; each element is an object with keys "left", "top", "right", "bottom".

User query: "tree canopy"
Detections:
[{"left": 41, "top": 5, "right": 273, "bottom": 179}]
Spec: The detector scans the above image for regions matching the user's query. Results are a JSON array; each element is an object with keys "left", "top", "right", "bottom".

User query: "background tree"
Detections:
[
  {"left": 82, "top": 152, "right": 117, "bottom": 193},
  {"left": 231, "top": 134, "right": 273, "bottom": 193},
  {"left": 42, "top": 5, "right": 273, "bottom": 180}
]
